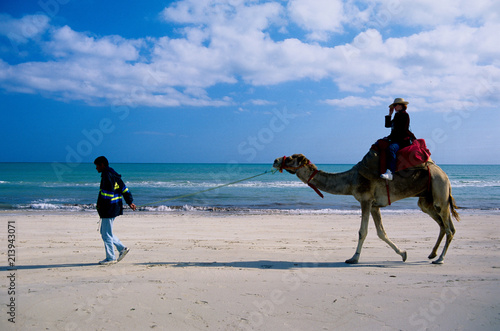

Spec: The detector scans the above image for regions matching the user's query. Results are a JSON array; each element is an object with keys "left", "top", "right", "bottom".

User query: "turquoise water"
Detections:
[{"left": 0, "top": 162, "right": 498, "bottom": 213}]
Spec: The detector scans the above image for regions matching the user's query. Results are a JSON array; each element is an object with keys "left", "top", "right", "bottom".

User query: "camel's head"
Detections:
[{"left": 273, "top": 154, "right": 317, "bottom": 174}]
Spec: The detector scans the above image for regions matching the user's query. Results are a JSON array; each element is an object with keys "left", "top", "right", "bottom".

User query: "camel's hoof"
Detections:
[
  {"left": 345, "top": 258, "right": 359, "bottom": 264},
  {"left": 428, "top": 253, "right": 437, "bottom": 259},
  {"left": 401, "top": 251, "right": 407, "bottom": 262},
  {"left": 431, "top": 259, "right": 444, "bottom": 265}
]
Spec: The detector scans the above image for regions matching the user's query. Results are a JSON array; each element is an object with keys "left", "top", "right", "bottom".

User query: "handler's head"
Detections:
[
  {"left": 94, "top": 156, "right": 109, "bottom": 173},
  {"left": 94, "top": 156, "right": 109, "bottom": 167}
]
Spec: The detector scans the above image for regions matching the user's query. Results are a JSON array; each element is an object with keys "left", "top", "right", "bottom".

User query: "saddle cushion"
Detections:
[
  {"left": 396, "top": 139, "right": 431, "bottom": 171},
  {"left": 372, "top": 139, "right": 431, "bottom": 174}
]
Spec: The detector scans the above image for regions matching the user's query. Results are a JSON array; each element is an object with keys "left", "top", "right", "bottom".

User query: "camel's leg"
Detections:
[
  {"left": 418, "top": 196, "right": 455, "bottom": 264},
  {"left": 371, "top": 207, "right": 407, "bottom": 262},
  {"left": 418, "top": 197, "right": 445, "bottom": 259},
  {"left": 429, "top": 227, "right": 445, "bottom": 260},
  {"left": 432, "top": 206, "right": 455, "bottom": 264},
  {"left": 345, "top": 201, "right": 371, "bottom": 264}
]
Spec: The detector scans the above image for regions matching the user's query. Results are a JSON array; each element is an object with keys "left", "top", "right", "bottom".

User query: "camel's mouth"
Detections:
[
  {"left": 273, "top": 157, "right": 298, "bottom": 174},
  {"left": 272, "top": 158, "right": 283, "bottom": 169}
]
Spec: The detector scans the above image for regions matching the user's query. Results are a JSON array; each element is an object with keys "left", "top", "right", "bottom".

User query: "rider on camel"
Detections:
[{"left": 380, "top": 98, "right": 416, "bottom": 181}]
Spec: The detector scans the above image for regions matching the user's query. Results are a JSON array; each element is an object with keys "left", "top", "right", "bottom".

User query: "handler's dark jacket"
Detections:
[
  {"left": 97, "top": 167, "right": 133, "bottom": 218},
  {"left": 385, "top": 110, "right": 416, "bottom": 147}
]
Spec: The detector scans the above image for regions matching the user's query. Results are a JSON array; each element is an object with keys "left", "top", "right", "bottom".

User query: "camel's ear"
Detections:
[
  {"left": 298, "top": 154, "right": 310, "bottom": 166},
  {"left": 294, "top": 154, "right": 305, "bottom": 164}
]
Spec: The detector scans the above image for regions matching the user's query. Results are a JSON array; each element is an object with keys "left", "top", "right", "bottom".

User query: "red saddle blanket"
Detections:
[{"left": 373, "top": 139, "right": 431, "bottom": 174}]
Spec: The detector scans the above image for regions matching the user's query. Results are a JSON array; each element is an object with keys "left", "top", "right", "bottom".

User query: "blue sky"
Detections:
[{"left": 1, "top": 0, "right": 499, "bottom": 165}]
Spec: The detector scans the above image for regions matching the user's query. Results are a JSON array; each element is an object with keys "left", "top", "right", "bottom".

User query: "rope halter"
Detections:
[
  {"left": 278, "top": 155, "right": 323, "bottom": 198},
  {"left": 279, "top": 155, "right": 310, "bottom": 173}
]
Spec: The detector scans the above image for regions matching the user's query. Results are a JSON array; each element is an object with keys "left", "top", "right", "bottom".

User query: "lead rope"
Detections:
[{"left": 136, "top": 168, "right": 278, "bottom": 208}]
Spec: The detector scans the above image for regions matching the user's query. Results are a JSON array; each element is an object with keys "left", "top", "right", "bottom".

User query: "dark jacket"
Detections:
[
  {"left": 385, "top": 110, "right": 416, "bottom": 147},
  {"left": 96, "top": 167, "right": 133, "bottom": 218}
]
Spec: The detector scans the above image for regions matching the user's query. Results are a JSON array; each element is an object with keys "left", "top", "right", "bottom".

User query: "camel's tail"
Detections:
[{"left": 449, "top": 193, "right": 460, "bottom": 222}]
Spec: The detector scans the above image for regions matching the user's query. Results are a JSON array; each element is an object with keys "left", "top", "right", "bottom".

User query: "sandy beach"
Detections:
[{"left": 1, "top": 210, "right": 499, "bottom": 330}]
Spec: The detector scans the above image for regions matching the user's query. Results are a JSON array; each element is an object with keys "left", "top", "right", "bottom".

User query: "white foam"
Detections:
[
  {"left": 21, "top": 202, "right": 87, "bottom": 211},
  {"left": 29, "top": 203, "right": 63, "bottom": 210},
  {"left": 451, "top": 180, "right": 500, "bottom": 188},
  {"left": 143, "top": 205, "right": 175, "bottom": 212}
]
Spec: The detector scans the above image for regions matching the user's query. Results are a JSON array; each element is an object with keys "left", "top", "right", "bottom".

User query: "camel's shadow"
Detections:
[
  {"left": 0, "top": 260, "right": 430, "bottom": 271},
  {"left": 137, "top": 260, "right": 428, "bottom": 269}
]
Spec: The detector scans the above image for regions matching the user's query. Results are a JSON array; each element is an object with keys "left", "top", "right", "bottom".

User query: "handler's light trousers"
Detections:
[{"left": 100, "top": 217, "right": 125, "bottom": 261}]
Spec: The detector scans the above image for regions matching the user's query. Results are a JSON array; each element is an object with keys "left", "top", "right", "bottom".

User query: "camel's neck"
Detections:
[{"left": 295, "top": 165, "right": 355, "bottom": 196}]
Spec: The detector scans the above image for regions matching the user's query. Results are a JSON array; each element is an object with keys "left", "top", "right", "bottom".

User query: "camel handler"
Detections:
[
  {"left": 380, "top": 98, "right": 416, "bottom": 180},
  {"left": 94, "top": 156, "right": 136, "bottom": 265}
]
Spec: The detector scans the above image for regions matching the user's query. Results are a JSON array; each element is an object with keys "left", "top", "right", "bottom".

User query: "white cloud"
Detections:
[
  {"left": 0, "top": 14, "right": 50, "bottom": 44},
  {"left": 287, "top": 0, "right": 345, "bottom": 41},
  {"left": 46, "top": 26, "right": 141, "bottom": 61},
  {"left": 323, "top": 95, "right": 385, "bottom": 108},
  {"left": 347, "top": 0, "right": 499, "bottom": 30},
  {"left": 161, "top": 0, "right": 284, "bottom": 33},
  {"left": 150, "top": 36, "right": 236, "bottom": 88},
  {"left": 395, "top": 0, "right": 499, "bottom": 27},
  {"left": 378, "top": 23, "right": 500, "bottom": 105},
  {"left": 324, "top": 21, "right": 500, "bottom": 110},
  {"left": 249, "top": 99, "right": 276, "bottom": 106},
  {"left": 0, "top": 1, "right": 499, "bottom": 111}
]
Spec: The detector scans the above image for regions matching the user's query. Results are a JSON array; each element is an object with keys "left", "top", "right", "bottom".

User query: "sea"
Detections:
[{"left": 0, "top": 162, "right": 499, "bottom": 214}]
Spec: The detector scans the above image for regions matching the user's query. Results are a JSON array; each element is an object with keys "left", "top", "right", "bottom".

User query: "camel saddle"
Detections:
[{"left": 357, "top": 139, "right": 432, "bottom": 180}]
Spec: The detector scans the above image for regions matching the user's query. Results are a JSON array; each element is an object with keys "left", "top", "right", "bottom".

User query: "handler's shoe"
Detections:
[
  {"left": 380, "top": 169, "right": 393, "bottom": 181},
  {"left": 99, "top": 259, "right": 117, "bottom": 265},
  {"left": 117, "top": 248, "right": 130, "bottom": 262}
]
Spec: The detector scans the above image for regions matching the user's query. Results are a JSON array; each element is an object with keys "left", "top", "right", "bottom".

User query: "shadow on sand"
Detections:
[
  {"left": 0, "top": 263, "right": 98, "bottom": 271},
  {"left": 136, "top": 260, "right": 428, "bottom": 270},
  {"left": 0, "top": 260, "right": 429, "bottom": 271}
]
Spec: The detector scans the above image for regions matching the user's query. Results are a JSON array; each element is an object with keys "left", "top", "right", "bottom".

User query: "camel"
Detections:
[{"left": 273, "top": 152, "right": 460, "bottom": 264}]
